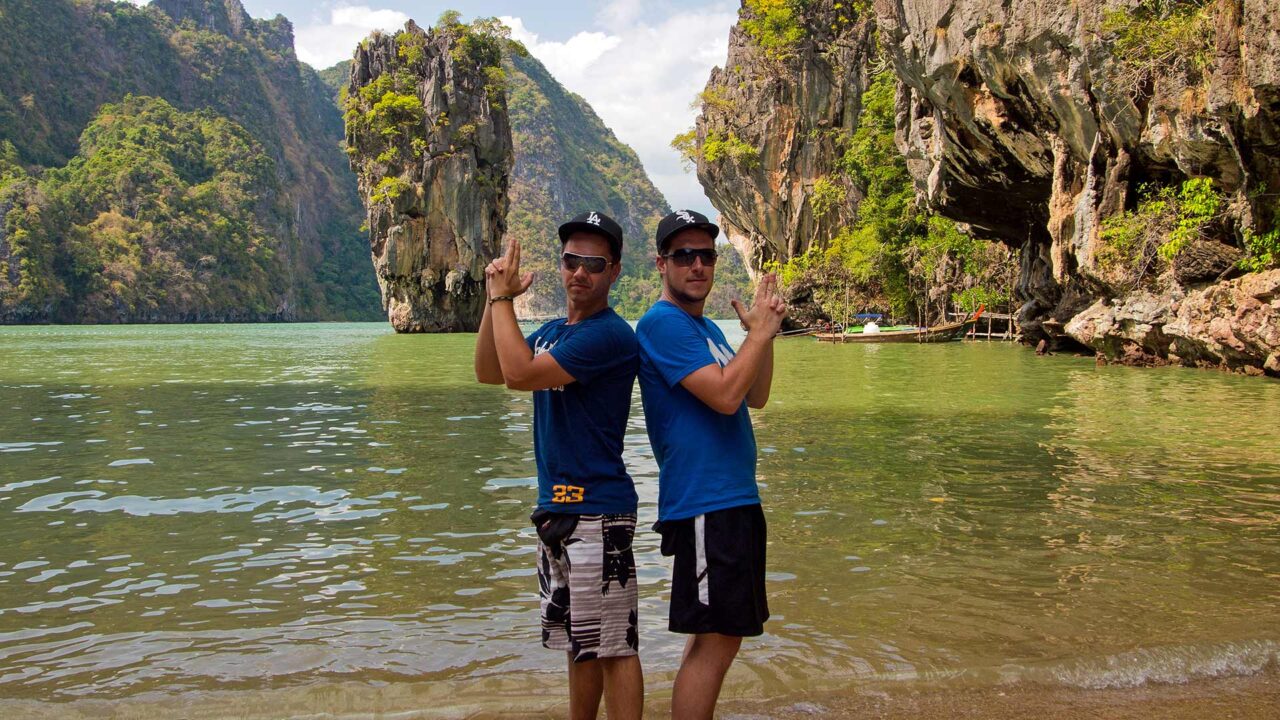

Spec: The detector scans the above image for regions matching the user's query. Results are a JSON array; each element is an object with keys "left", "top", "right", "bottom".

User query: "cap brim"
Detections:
[
  {"left": 695, "top": 222, "right": 720, "bottom": 240},
  {"left": 658, "top": 222, "right": 720, "bottom": 250},
  {"left": 558, "top": 221, "right": 617, "bottom": 243}
]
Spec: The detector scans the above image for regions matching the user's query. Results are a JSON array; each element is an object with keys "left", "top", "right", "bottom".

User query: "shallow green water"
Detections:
[{"left": 1, "top": 323, "right": 1277, "bottom": 708}]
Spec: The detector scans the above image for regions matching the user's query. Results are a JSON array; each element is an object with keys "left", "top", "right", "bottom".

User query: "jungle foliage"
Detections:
[
  {"left": 0, "top": 0, "right": 379, "bottom": 323},
  {"left": 766, "top": 71, "right": 1016, "bottom": 323},
  {"left": 1, "top": 97, "right": 293, "bottom": 322},
  {"left": 1101, "top": 0, "right": 1216, "bottom": 97}
]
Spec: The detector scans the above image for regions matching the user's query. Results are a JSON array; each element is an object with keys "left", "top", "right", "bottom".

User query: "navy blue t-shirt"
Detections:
[
  {"left": 525, "top": 307, "right": 639, "bottom": 514},
  {"left": 636, "top": 300, "right": 759, "bottom": 521}
]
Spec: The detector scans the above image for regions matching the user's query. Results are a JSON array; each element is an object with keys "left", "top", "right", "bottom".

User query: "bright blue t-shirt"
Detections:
[
  {"left": 636, "top": 300, "right": 759, "bottom": 521},
  {"left": 525, "top": 306, "right": 639, "bottom": 514}
]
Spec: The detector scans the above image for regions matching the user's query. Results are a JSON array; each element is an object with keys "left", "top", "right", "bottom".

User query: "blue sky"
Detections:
[{"left": 136, "top": 1, "right": 744, "bottom": 218}]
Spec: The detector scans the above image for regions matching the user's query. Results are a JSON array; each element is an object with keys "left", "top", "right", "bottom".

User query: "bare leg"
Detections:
[
  {"left": 672, "top": 633, "right": 742, "bottom": 720},
  {"left": 599, "top": 655, "right": 644, "bottom": 720},
  {"left": 567, "top": 653, "right": 604, "bottom": 720}
]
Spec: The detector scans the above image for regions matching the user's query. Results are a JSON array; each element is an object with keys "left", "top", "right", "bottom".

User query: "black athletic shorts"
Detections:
[{"left": 655, "top": 503, "right": 769, "bottom": 637}]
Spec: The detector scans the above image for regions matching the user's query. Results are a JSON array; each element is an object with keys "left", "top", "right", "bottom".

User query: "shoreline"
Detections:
[
  {"left": 722, "top": 667, "right": 1280, "bottom": 719},
  {"left": 3, "top": 666, "right": 1275, "bottom": 719}
]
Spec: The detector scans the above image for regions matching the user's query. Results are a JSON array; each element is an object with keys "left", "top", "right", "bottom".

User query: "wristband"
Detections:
[{"left": 489, "top": 295, "right": 515, "bottom": 305}]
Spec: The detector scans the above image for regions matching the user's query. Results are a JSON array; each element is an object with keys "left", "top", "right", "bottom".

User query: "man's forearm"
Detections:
[
  {"left": 745, "top": 339, "right": 774, "bottom": 408},
  {"left": 721, "top": 331, "right": 770, "bottom": 405},
  {"left": 490, "top": 300, "right": 536, "bottom": 381},
  {"left": 684, "top": 330, "right": 771, "bottom": 415},
  {"left": 474, "top": 301, "right": 504, "bottom": 384}
]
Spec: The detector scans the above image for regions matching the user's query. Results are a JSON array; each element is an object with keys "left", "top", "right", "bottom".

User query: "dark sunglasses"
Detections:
[
  {"left": 662, "top": 248, "right": 718, "bottom": 267},
  {"left": 561, "top": 252, "right": 613, "bottom": 273}
]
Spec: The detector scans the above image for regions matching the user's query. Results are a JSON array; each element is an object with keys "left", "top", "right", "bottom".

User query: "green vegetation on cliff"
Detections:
[
  {"left": 674, "top": 128, "right": 761, "bottom": 170},
  {"left": 1099, "top": 177, "right": 1279, "bottom": 286},
  {"left": 1241, "top": 227, "right": 1280, "bottom": 273},
  {"left": 1, "top": 97, "right": 291, "bottom": 321},
  {"left": 0, "top": 0, "right": 378, "bottom": 323},
  {"left": 740, "top": 0, "right": 865, "bottom": 60},
  {"left": 1101, "top": 0, "right": 1216, "bottom": 96},
  {"left": 767, "top": 71, "right": 1015, "bottom": 321},
  {"left": 741, "top": 0, "right": 809, "bottom": 59}
]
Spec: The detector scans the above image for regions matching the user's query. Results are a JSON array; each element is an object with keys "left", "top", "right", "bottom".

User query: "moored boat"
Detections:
[{"left": 814, "top": 307, "right": 984, "bottom": 343}]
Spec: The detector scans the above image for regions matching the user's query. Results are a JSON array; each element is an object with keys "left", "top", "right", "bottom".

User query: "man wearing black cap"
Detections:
[
  {"left": 474, "top": 211, "right": 643, "bottom": 720},
  {"left": 636, "top": 209, "right": 786, "bottom": 719}
]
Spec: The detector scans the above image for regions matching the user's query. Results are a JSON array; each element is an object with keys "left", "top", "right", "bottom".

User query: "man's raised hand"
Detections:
[
  {"left": 731, "top": 273, "right": 787, "bottom": 336},
  {"left": 486, "top": 237, "right": 534, "bottom": 299}
]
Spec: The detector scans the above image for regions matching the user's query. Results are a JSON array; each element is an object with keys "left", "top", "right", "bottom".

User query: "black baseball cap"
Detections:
[
  {"left": 655, "top": 209, "right": 720, "bottom": 252},
  {"left": 558, "top": 211, "right": 624, "bottom": 261}
]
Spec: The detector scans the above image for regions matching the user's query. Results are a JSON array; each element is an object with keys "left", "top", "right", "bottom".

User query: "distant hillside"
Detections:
[{"left": 0, "top": 0, "right": 378, "bottom": 322}]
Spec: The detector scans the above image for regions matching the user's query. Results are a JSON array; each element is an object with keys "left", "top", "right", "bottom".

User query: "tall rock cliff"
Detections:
[
  {"left": 689, "top": 4, "right": 874, "bottom": 275},
  {"left": 689, "top": 0, "right": 1276, "bottom": 374},
  {"left": 877, "top": 0, "right": 1279, "bottom": 374},
  {"left": 0, "top": 0, "right": 377, "bottom": 322},
  {"left": 344, "top": 19, "right": 513, "bottom": 332},
  {"left": 685, "top": 1, "right": 1016, "bottom": 327}
]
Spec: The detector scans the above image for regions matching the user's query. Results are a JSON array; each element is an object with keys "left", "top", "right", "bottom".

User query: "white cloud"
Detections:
[
  {"left": 595, "top": 0, "right": 644, "bottom": 29},
  {"left": 500, "top": 17, "right": 621, "bottom": 82},
  {"left": 294, "top": 5, "right": 411, "bottom": 69},
  {"left": 501, "top": 2, "right": 739, "bottom": 218}
]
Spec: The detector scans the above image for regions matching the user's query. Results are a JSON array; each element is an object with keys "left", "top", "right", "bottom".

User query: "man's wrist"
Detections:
[{"left": 489, "top": 295, "right": 515, "bottom": 305}]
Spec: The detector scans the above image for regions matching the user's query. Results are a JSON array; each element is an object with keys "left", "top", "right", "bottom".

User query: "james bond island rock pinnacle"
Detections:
[{"left": 345, "top": 17, "right": 514, "bottom": 332}]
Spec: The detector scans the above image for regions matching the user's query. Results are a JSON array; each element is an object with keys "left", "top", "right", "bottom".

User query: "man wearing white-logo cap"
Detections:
[{"left": 636, "top": 209, "right": 786, "bottom": 719}]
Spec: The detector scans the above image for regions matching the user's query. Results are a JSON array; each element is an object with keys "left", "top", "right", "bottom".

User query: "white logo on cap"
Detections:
[
  {"left": 586, "top": 212, "right": 602, "bottom": 226},
  {"left": 676, "top": 210, "right": 696, "bottom": 224}
]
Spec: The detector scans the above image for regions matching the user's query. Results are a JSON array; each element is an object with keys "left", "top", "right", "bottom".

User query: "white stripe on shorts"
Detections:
[{"left": 695, "top": 513, "right": 709, "bottom": 605}]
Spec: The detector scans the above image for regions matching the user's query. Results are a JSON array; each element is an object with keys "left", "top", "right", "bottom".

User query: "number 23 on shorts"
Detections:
[{"left": 551, "top": 485, "right": 585, "bottom": 503}]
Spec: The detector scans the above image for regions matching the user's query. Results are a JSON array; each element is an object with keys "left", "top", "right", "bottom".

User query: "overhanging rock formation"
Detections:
[{"left": 877, "top": 0, "right": 1279, "bottom": 373}]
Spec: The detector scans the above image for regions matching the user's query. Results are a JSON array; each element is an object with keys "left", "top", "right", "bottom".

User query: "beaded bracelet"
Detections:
[{"left": 488, "top": 295, "right": 515, "bottom": 305}]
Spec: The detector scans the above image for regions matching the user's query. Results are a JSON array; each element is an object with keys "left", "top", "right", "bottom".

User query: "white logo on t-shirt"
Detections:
[
  {"left": 533, "top": 337, "right": 565, "bottom": 391},
  {"left": 707, "top": 338, "right": 734, "bottom": 368}
]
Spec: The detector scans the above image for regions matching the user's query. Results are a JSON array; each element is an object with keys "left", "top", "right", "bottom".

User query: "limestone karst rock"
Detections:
[
  {"left": 345, "top": 19, "right": 513, "bottom": 332},
  {"left": 689, "top": 1, "right": 1278, "bottom": 374},
  {"left": 686, "top": 2, "right": 1016, "bottom": 329},
  {"left": 690, "top": 13, "right": 875, "bottom": 276},
  {"left": 877, "top": 0, "right": 1279, "bottom": 373}
]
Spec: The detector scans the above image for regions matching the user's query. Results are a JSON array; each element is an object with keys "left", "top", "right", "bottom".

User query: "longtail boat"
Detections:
[{"left": 814, "top": 307, "right": 984, "bottom": 344}]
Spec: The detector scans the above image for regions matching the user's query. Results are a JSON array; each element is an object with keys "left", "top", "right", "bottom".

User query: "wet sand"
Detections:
[{"left": 3, "top": 668, "right": 1276, "bottom": 719}]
